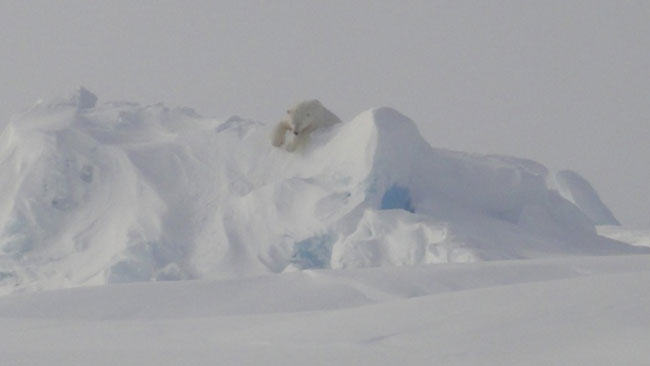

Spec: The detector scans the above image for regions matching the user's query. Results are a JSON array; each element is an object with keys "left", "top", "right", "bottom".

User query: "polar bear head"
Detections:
[{"left": 283, "top": 99, "right": 323, "bottom": 135}]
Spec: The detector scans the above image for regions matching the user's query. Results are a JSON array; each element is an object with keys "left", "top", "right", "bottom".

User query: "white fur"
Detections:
[{"left": 271, "top": 99, "right": 341, "bottom": 151}]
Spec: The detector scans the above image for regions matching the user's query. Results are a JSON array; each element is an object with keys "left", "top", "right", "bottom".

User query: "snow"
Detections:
[
  {"left": 555, "top": 169, "right": 621, "bottom": 225},
  {"left": 0, "top": 88, "right": 649, "bottom": 364},
  {"left": 0, "top": 88, "right": 645, "bottom": 295},
  {"left": 598, "top": 225, "right": 650, "bottom": 248},
  {"left": 331, "top": 209, "right": 477, "bottom": 269},
  {"left": 1, "top": 255, "right": 650, "bottom": 365}
]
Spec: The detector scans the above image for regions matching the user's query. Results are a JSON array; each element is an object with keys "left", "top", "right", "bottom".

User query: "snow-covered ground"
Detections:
[
  {"left": 2, "top": 254, "right": 650, "bottom": 365},
  {"left": 1, "top": 89, "right": 649, "bottom": 365}
]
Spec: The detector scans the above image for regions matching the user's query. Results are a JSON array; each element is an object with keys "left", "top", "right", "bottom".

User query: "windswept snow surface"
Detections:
[
  {"left": 0, "top": 88, "right": 645, "bottom": 294},
  {"left": 1, "top": 255, "right": 650, "bottom": 365}
]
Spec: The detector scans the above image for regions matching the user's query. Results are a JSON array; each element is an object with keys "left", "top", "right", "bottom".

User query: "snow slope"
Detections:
[
  {"left": 1, "top": 255, "right": 650, "bottom": 365},
  {"left": 0, "top": 88, "right": 644, "bottom": 294},
  {"left": 555, "top": 170, "right": 621, "bottom": 225}
]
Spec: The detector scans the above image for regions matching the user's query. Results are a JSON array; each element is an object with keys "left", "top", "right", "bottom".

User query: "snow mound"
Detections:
[
  {"left": 555, "top": 170, "right": 620, "bottom": 225},
  {"left": 0, "top": 89, "right": 644, "bottom": 294}
]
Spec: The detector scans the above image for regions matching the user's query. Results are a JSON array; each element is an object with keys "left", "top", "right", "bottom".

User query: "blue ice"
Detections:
[{"left": 380, "top": 185, "right": 414, "bottom": 213}]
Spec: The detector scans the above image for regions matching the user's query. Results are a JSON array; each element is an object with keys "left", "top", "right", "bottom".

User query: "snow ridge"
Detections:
[{"left": 0, "top": 89, "right": 643, "bottom": 294}]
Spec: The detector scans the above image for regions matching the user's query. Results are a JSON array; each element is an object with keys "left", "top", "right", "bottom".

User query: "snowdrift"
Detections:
[{"left": 0, "top": 88, "right": 643, "bottom": 294}]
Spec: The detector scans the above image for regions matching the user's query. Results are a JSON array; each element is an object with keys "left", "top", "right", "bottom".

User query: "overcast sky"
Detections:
[{"left": 1, "top": 0, "right": 648, "bottom": 226}]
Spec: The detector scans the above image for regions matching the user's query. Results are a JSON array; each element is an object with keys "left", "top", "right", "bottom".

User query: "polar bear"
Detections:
[{"left": 271, "top": 99, "right": 342, "bottom": 151}]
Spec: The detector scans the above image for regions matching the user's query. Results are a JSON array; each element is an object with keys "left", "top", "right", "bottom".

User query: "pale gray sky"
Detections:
[{"left": 1, "top": 0, "right": 648, "bottom": 226}]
